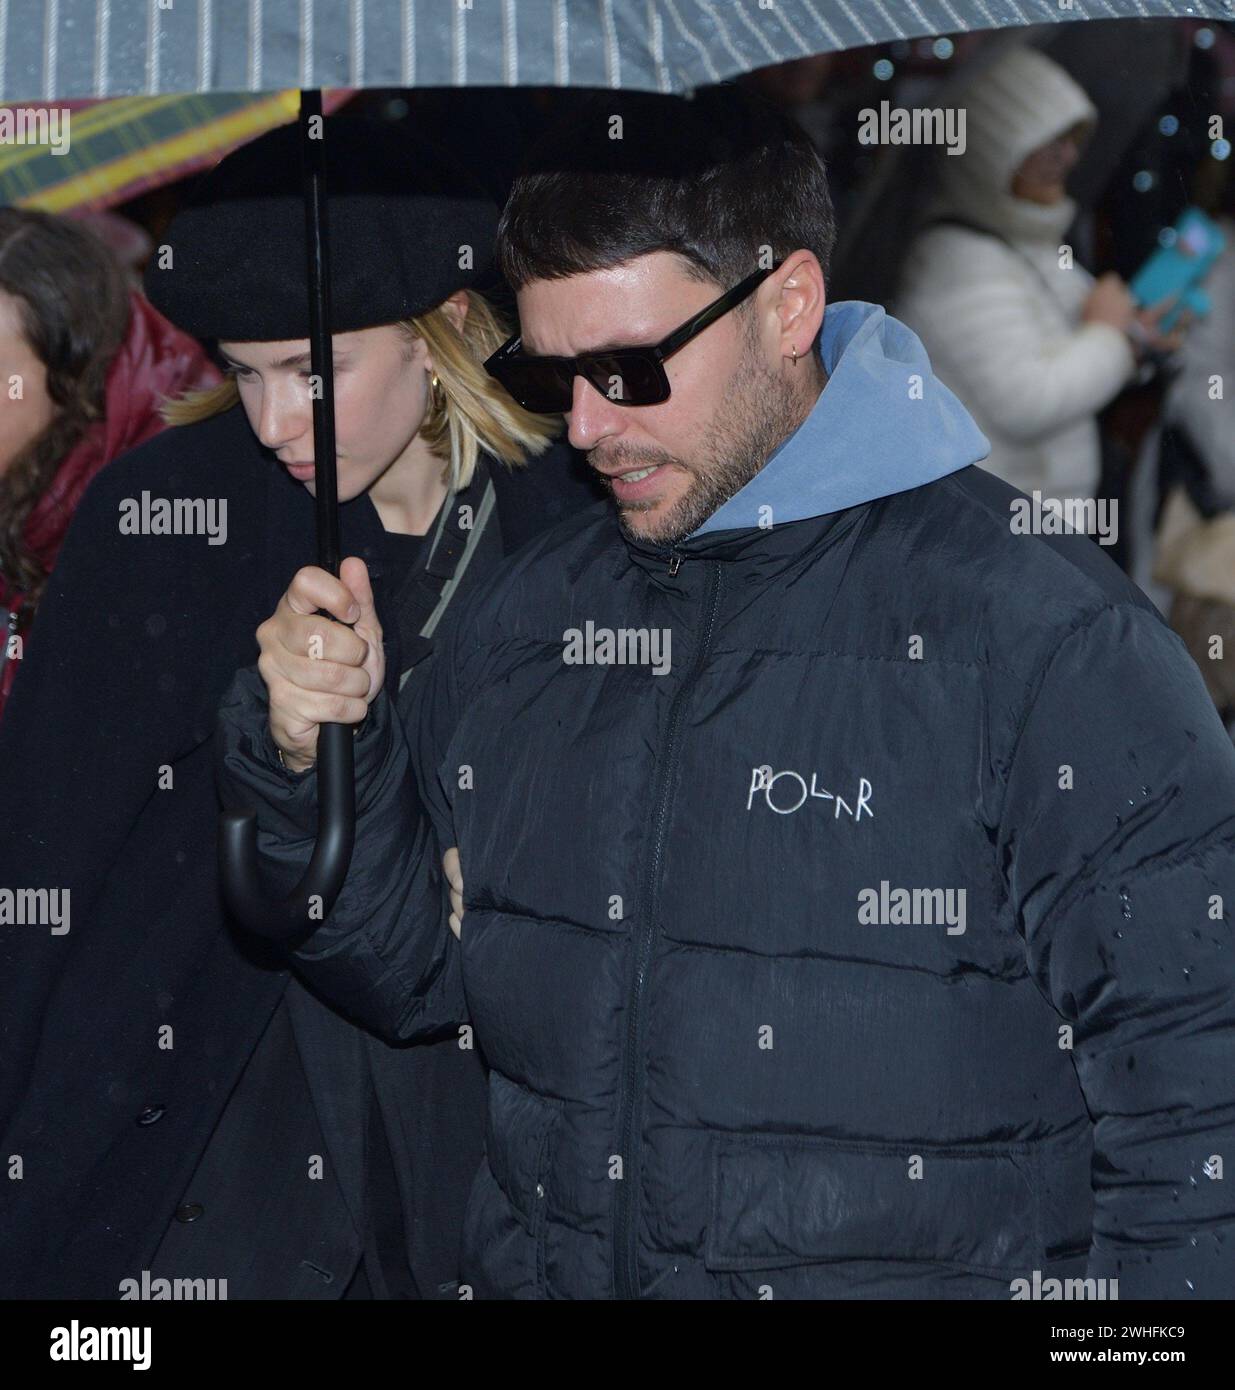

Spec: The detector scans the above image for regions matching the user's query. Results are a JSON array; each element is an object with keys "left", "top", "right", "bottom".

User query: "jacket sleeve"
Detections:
[
  {"left": 1000, "top": 602, "right": 1235, "bottom": 1297},
  {"left": 215, "top": 643, "right": 468, "bottom": 1045}
]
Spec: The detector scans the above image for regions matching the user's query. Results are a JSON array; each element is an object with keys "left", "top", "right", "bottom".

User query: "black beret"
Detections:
[{"left": 145, "top": 116, "right": 499, "bottom": 343}]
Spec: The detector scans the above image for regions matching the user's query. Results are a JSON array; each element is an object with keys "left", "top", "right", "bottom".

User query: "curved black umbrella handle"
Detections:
[
  {"left": 219, "top": 89, "right": 355, "bottom": 937},
  {"left": 219, "top": 721, "right": 356, "bottom": 938}
]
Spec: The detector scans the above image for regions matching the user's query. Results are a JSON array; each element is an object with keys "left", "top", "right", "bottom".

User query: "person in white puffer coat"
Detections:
[{"left": 893, "top": 45, "right": 1181, "bottom": 505}]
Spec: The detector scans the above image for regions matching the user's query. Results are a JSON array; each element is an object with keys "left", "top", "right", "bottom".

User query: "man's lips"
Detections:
[
  {"left": 593, "top": 459, "right": 673, "bottom": 504},
  {"left": 281, "top": 459, "right": 317, "bottom": 481}
]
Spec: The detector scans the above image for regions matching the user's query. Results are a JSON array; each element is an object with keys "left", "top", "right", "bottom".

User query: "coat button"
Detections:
[
  {"left": 536, "top": 1183, "right": 545, "bottom": 1199},
  {"left": 175, "top": 1203, "right": 204, "bottom": 1223},
  {"left": 135, "top": 1104, "right": 166, "bottom": 1126}
]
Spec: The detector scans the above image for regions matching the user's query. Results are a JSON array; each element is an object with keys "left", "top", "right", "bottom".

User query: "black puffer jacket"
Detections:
[{"left": 219, "top": 303, "right": 1235, "bottom": 1300}]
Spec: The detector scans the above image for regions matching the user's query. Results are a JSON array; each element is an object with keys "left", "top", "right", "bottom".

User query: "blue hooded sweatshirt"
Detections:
[{"left": 691, "top": 299, "right": 991, "bottom": 536}]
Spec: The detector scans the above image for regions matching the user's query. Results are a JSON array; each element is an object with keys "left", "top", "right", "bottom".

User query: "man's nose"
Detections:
[{"left": 566, "top": 373, "right": 626, "bottom": 453}]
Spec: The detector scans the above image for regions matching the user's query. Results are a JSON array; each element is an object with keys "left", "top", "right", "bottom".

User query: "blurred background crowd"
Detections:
[{"left": 2, "top": 16, "right": 1234, "bottom": 732}]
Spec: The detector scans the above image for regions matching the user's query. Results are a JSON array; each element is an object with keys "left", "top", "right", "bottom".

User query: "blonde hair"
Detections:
[{"left": 161, "top": 289, "right": 560, "bottom": 489}]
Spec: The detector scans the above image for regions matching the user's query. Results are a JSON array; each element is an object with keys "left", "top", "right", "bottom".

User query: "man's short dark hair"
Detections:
[{"left": 497, "top": 84, "right": 836, "bottom": 305}]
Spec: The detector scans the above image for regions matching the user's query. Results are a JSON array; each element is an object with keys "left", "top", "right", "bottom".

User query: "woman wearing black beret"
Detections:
[{"left": 0, "top": 117, "right": 597, "bottom": 1300}]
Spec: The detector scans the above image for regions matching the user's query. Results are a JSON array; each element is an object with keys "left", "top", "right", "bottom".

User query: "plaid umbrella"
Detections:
[
  {"left": 1, "top": 0, "right": 1232, "bottom": 102},
  {"left": 0, "top": 89, "right": 352, "bottom": 211}
]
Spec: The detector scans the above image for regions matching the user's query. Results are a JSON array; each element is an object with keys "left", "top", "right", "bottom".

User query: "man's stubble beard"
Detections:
[{"left": 595, "top": 336, "right": 806, "bottom": 546}]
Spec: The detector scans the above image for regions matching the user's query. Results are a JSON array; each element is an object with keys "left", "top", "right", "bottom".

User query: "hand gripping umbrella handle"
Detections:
[{"left": 219, "top": 89, "right": 356, "bottom": 938}]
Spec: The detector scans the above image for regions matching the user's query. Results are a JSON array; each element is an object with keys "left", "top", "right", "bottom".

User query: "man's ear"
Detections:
[{"left": 772, "top": 251, "right": 825, "bottom": 363}]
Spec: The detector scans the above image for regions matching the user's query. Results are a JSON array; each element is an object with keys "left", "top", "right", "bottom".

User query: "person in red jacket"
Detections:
[{"left": 0, "top": 207, "right": 219, "bottom": 720}]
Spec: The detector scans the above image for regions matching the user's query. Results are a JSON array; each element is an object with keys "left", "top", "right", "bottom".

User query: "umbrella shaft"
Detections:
[{"left": 300, "top": 88, "right": 342, "bottom": 577}]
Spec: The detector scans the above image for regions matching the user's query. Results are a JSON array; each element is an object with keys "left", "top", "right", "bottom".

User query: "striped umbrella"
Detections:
[
  {"left": 0, "top": 0, "right": 1232, "bottom": 102},
  {"left": 0, "top": 89, "right": 352, "bottom": 211}
]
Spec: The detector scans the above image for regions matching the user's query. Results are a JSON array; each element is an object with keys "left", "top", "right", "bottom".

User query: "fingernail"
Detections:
[{"left": 346, "top": 604, "right": 360, "bottom": 622}]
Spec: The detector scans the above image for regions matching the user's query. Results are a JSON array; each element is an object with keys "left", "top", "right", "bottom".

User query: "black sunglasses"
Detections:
[{"left": 484, "top": 261, "right": 783, "bottom": 413}]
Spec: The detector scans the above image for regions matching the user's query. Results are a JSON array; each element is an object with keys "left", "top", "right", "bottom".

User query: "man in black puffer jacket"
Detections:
[{"left": 218, "top": 88, "right": 1235, "bottom": 1300}]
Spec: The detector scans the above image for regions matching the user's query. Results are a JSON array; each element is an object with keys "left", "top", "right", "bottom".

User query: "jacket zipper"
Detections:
[{"left": 613, "top": 556, "right": 722, "bottom": 1299}]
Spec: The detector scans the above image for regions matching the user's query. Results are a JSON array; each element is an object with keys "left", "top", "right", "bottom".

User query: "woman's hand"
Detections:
[
  {"left": 1081, "top": 271, "right": 1136, "bottom": 333},
  {"left": 1083, "top": 275, "right": 1192, "bottom": 360},
  {"left": 256, "top": 556, "right": 385, "bottom": 773},
  {"left": 1128, "top": 293, "right": 1193, "bottom": 360}
]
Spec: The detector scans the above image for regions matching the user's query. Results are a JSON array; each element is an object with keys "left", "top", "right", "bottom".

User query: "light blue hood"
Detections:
[{"left": 690, "top": 300, "right": 990, "bottom": 537}]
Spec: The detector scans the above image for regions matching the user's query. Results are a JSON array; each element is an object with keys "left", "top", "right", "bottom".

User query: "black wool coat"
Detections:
[{"left": 0, "top": 401, "right": 597, "bottom": 1299}]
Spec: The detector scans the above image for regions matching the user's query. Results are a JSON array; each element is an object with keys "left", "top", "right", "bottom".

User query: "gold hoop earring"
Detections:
[
  {"left": 790, "top": 346, "right": 799, "bottom": 366},
  {"left": 428, "top": 370, "right": 446, "bottom": 414}
]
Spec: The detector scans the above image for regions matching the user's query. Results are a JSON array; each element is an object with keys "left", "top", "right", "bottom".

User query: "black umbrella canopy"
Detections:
[{"left": 3, "top": 0, "right": 1235, "bottom": 102}]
